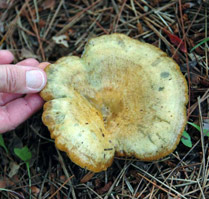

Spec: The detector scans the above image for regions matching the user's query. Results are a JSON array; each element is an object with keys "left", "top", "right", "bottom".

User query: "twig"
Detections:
[
  {"left": 197, "top": 97, "right": 206, "bottom": 182},
  {"left": 43, "top": 0, "right": 64, "bottom": 39},
  {"left": 137, "top": 172, "right": 177, "bottom": 198},
  {"left": 56, "top": 149, "right": 77, "bottom": 199},
  {"left": 0, "top": 2, "right": 27, "bottom": 47},
  {"left": 26, "top": 0, "right": 45, "bottom": 60},
  {"left": 132, "top": 164, "right": 188, "bottom": 199},
  {"left": 114, "top": 0, "right": 127, "bottom": 32},
  {"left": 48, "top": 175, "right": 74, "bottom": 199}
]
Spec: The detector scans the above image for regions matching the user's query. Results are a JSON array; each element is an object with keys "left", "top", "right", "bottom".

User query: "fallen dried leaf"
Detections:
[
  {"left": 137, "top": 22, "right": 144, "bottom": 34},
  {"left": 21, "top": 48, "right": 39, "bottom": 60},
  {"left": 60, "top": 175, "right": 66, "bottom": 182},
  {"left": 31, "top": 186, "right": 40, "bottom": 197},
  {"left": 150, "top": 0, "right": 163, "bottom": 6},
  {"left": 190, "top": 73, "right": 201, "bottom": 85},
  {"left": 96, "top": 181, "right": 112, "bottom": 195},
  {"left": 0, "top": 178, "right": 6, "bottom": 188},
  {"left": 80, "top": 172, "right": 95, "bottom": 183},
  {"left": 52, "top": 35, "right": 69, "bottom": 48},
  {"left": 8, "top": 161, "right": 20, "bottom": 178},
  {"left": 0, "top": 0, "right": 8, "bottom": 8},
  {"left": 94, "top": 178, "right": 102, "bottom": 188},
  {"left": 0, "top": 177, "right": 14, "bottom": 188},
  {"left": 163, "top": 29, "right": 187, "bottom": 53},
  {"left": 39, "top": 19, "right": 46, "bottom": 28},
  {"left": 182, "top": 3, "right": 196, "bottom": 9},
  {"left": 42, "top": 0, "right": 55, "bottom": 10}
]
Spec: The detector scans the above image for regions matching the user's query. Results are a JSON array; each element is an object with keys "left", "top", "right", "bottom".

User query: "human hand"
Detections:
[{"left": 0, "top": 50, "right": 49, "bottom": 133}]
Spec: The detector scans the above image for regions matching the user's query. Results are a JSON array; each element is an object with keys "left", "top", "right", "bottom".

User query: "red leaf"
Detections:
[{"left": 163, "top": 29, "right": 187, "bottom": 53}]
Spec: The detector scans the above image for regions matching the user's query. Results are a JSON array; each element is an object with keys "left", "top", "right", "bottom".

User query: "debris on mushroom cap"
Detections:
[{"left": 40, "top": 33, "right": 188, "bottom": 172}]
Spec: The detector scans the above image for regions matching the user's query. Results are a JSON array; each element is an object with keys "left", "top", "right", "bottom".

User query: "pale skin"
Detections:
[{"left": 0, "top": 50, "right": 49, "bottom": 133}]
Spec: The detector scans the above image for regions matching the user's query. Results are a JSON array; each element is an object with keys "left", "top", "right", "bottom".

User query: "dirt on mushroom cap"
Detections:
[{"left": 40, "top": 33, "right": 188, "bottom": 172}]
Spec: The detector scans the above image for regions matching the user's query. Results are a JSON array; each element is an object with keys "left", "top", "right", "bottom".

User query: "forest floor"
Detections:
[{"left": 0, "top": 0, "right": 208, "bottom": 198}]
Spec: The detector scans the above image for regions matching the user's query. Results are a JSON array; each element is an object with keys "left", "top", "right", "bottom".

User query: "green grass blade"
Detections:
[
  {"left": 0, "top": 134, "right": 9, "bottom": 154},
  {"left": 190, "top": 37, "right": 209, "bottom": 52},
  {"left": 187, "top": 122, "right": 209, "bottom": 137}
]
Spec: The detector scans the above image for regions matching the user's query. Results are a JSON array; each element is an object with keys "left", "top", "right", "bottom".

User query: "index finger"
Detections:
[{"left": 0, "top": 50, "right": 14, "bottom": 64}]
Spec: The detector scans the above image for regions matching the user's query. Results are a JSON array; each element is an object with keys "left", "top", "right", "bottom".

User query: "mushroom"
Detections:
[{"left": 40, "top": 34, "right": 188, "bottom": 172}]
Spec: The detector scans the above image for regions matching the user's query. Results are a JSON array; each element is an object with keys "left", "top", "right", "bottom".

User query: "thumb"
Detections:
[{"left": 0, "top": 65, "right": 47, "bottom": 94}]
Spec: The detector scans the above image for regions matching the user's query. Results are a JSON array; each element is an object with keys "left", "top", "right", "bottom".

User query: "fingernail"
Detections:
[{"left": 26, "top": 70, "right": 45, "bottom": 91}]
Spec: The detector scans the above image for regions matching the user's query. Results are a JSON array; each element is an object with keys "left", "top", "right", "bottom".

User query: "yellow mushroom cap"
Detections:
[{"left": 40, "top": 33, "right": 188, "bottom": 172}]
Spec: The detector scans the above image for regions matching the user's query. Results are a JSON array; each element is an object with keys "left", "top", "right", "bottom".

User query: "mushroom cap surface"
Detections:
[{"left": 41, "top": 33, "right": 188, "bottom": 172}]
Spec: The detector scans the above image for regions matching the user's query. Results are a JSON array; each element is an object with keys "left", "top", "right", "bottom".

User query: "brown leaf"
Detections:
[
  {"left": 31, "top": 186, "right": 40, "bottom": 197},
  {"left": 164, "top": 160, "right": 176, "bottom": 167},
  {"left": 42, "top": 0, "right": 55, "bottom": 10},
  {"left": 182, "top": 3, "right": 196, "bottom": 9},
  {"left": 183, "top": 14, "right": 189, "bottom": 22},
  {"left": 190, "top": 73, "right": 201, "bottom": 85},
  {"left": 39, "top": 19, "right": 46, "bottom": 28},
  {"left": 96, "top": 181, "right": 112, "bottom": 195},
  {"left": 200, "top": 79, "right": 209, "bottom": 87},
  {"left": 60, "top": 175, "right": 67, "bottom": 182},
  {"left": 80, "top": 172, "right": 95, "bottom": 183},
  {"left": 94, "top": 178, "right": 102, "bottom": 188},
  {"left": 137, "top": 22, "right": 144, "bottom": 34},
  {"left": 0, "top": 178, "right": 6, "bottom": 188},
  {"left": 0, "top": 177, "right": 14, "bottom": 188},
  {"left": 150, "top": 0, "right": 162, "bottom": 6},
  {"left": 0, "top": 0, "right": 8, "bottom": 8}
]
